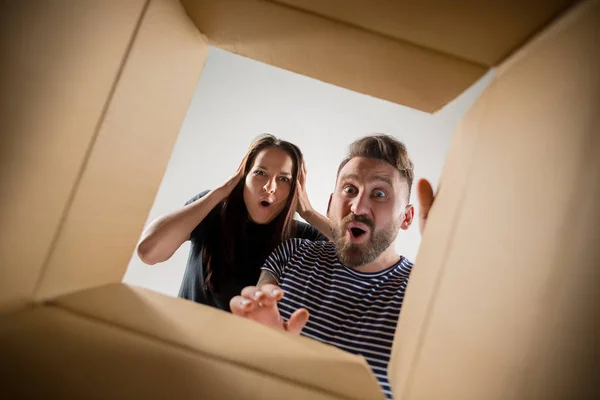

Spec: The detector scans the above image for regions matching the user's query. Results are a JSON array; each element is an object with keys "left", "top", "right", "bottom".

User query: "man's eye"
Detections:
[
  {"left": 373, "top": 190, "right": 386, "bottom": 198},
  {"left": 343, "top": 185, "right": 357, "bottom": 194}
]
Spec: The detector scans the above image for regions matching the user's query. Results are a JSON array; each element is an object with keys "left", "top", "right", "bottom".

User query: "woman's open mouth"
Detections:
[{"left": 259, "top": 198, "right": 273, "bottom": 208}]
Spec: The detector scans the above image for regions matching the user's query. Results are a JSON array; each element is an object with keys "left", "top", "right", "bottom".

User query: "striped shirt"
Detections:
[{"left": 263, "top": 238, "right": 413, "bottom": 399}]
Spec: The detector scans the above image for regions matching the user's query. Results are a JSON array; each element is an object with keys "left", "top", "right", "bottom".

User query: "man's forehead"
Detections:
[{"left": 338, "top": 157, "right": 399, "bottom": 182}]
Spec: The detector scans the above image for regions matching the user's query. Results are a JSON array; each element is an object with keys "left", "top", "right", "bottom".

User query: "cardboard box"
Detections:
[
  {"left": 1, "top": 0, "right": 598, "bottom": 398},
  {"left": 180, "top": 0, "right": 574, "bottom": 113}
]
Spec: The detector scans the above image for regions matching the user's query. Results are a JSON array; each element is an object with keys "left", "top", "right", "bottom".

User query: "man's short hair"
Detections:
[{"left": 337, "top": 134, "right": 414, "bottom": 200}]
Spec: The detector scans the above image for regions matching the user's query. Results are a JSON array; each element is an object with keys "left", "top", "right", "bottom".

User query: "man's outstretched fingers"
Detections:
[
  {"left": 286, "top": 308, "right": 309, "bottom": 334},
  {"left": 230, "top": 295, "right": 255, "bottom": 315},
  {"left": 241, "top": 285, "right": 274, "bottom": 306},
  {"left": 240, "top": 284, "right": 278, "bottom": 307},
  {"left": 241, "top": 286, "right": 258, "bottom": 300},
  {"left": 259, "top": 283, "right": 284, "bottom": 301}
]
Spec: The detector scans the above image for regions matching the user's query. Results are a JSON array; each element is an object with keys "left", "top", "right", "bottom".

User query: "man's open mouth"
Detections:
[{"left": 349, "top": 227, "right": 367, "bottom": 238}]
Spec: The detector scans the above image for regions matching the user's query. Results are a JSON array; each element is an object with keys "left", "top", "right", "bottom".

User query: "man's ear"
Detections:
[
  {"left": 400, "top": 204, "right": 415, "bottom": 230},
  {"left": 326, "top": 194, "right": 333, "bottom": 218}
]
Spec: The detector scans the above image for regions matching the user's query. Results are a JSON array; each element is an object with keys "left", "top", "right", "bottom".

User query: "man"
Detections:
[{"left": 230, "top": 135, "right": 436, "bottom": 399}]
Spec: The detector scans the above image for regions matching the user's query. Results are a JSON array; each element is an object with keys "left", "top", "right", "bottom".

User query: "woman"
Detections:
[{"left": 137, "top": 134, "right": 330, "bottom": 311}]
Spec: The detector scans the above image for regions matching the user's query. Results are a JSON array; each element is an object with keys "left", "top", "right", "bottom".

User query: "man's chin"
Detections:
[{"left": 337, "top": 244, "right": 371, "bottom": 268}]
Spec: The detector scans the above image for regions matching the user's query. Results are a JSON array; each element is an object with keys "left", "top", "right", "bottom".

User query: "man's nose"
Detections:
[{"left": 350, "top": 193, "right": 370, "bottom": 216}]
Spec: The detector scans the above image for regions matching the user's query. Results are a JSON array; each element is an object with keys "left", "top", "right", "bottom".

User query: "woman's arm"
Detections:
[
  {"left": 137, "top": 189, "right": 224, "bottom": 265},
  {"left": 137, "top": 165, "right": 244, "bottom": 265},
  {"left": 299, "top": 209, "right": 331, "bottom": 241},
  {"left": 296, "top": 162, "right": 332, "bottom": 240}
]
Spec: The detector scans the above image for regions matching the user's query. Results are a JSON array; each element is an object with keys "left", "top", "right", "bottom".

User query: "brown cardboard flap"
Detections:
[
  {"left": 388, "top": 80, "right": 496, "bottom": 394},
  {"left": 0, "top": 307, "right": 377, "bottom": 400},
  {"left": 49, "top": 283, "right": 383, "bottom": 400},
  {"left": 390, "top": 1, "right": 600, "bottom": 398},
  {"left": 32, "top": 0, "right": 208, "bottom": 302},
  {"left": 0, "top": 0, "right": 148, "bottom": 314},
  {"left": 181, "top": 0, "right": 487, "bottom": 113},
  {"left": 272, "top": 0, "right": 575, "bottom": 66}
]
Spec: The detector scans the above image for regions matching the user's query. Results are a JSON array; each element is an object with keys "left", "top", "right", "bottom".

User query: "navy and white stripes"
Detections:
[{"left": 263, "top": 238, "right": 413, "bottom": 399}]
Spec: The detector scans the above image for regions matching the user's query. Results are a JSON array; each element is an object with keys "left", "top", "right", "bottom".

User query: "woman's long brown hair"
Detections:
[{"left": 202, "top": 134, "right": 303, "bottom": 294}]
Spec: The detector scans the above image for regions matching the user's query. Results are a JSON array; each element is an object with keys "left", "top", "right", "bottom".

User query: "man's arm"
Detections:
[
  {"left": 256, "top": 270, "right": 278, "bottom": 287},
  {"left": 230, "top": 240, "right": 309, "bottom": 334}
]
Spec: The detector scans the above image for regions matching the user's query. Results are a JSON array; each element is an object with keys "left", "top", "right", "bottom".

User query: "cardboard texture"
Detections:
[
  {"left": 0, "top": 0, "right": 149, "bottom": 313},
  {"left": 390, "top": 1, "right": 600, "bottom": 398},
  {"left": 0, "top": 0, "right": 208, "bottom": 312},
  {"left": 180, "top": 0, "right": 575, "bottom": 113},
  {"left": 33, "top": 0, "right": 208, "bottom": 302},
  {"left": 181, "top": 0, "right": 487, "bottom": 113},
  {"left": 272, "top": 0, "right": 575, "bottom": 66},
  {"left": 1, "top": 0, "right": 599, "bottom": 399},
  {"left": 0, "top": 284, "right": 383, "bottom": 399}
]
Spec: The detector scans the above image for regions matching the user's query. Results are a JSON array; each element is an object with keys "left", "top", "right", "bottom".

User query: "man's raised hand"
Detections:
[
  {"left": 417, "top": 178, "right": 436, "bottom": 235},
  {"left": 230, "top": 284, "right": 309, "bottom": 334}
]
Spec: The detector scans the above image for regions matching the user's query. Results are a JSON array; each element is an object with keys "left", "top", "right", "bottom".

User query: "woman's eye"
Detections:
[
  {"left": 279, "top": 176, "right": 290, "bottom": 183},
  {"left": 254, "top": 170, "right": 266, "bottom": 176},
  {"left": 373, "top": 190, "right": 386, "bottom": 198}
]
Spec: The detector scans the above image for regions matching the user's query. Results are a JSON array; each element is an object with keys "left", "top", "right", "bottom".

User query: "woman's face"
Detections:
[{"left": 243, "top": 147, "right": 295, "bottom": 224}]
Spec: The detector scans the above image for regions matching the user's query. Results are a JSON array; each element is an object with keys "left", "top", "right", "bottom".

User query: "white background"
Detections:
[{"left": 123, "top": 47, "right": 493, "bottom": 296}]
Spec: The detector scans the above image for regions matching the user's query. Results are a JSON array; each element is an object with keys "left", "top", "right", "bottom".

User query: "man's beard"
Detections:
[{"left": 331, "top": 213, "right": 400, "bottom": 268}]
